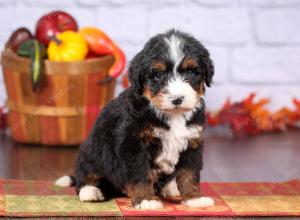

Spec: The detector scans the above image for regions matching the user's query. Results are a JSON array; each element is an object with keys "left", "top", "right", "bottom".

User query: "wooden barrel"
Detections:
[{"left": 1, "top": 49, "right": 115, "bottom": 146}]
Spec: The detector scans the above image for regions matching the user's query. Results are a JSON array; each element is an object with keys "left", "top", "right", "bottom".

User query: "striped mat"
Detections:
[{"left": 0, "top": 178, "right": 299, "bottom": 217}]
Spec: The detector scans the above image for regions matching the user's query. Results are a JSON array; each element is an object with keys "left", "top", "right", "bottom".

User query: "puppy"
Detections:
[{"left": 56, "top": 29, "right": 215, "bottom": 209}]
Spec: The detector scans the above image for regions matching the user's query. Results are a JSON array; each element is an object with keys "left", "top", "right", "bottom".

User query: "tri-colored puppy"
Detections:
[{"left": 56, "top": 29, "right": 215, "bottom": 209}]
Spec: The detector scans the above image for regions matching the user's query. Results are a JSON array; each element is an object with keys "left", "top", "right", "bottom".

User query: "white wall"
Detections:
[{"left": 0, "top": 0, "right": 300, "bottom": 110}]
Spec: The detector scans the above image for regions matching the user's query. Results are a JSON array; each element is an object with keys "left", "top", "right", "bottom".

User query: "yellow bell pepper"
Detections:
[{"left": 47, "top": 31, "right": 88, "bottom": 62}]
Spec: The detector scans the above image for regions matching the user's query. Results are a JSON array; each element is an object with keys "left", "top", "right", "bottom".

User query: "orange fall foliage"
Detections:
[{"left": 207, "top": 93, "right": 300, "bottom": 136}]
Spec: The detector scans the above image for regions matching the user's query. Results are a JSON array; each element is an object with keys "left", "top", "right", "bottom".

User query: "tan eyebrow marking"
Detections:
[
  {"left": 152, "top": 61, "right": 167, "bottom": 72},
  {"left": 181, "top": 57, "right": 199, "bottom": 69}
]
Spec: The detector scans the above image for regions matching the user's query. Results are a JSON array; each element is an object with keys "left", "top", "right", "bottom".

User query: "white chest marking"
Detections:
[{"left": 154, "top": 115, "right": 203, "bottom": 174}]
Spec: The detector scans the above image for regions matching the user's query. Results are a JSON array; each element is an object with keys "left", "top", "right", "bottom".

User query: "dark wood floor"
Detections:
[
  {"left": 1, "top": 127, "right": 299, "bottom": 182},
  {"left": 0, "top": 127, "right": 299, "bottom": 219}
]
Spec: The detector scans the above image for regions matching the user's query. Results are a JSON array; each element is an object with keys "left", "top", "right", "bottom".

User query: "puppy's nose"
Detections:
[{"left": 172, "top": 96, "right": 184, "bottom": 106}]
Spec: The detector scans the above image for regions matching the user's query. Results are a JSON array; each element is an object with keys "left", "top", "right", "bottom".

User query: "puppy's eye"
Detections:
[
  {"left": 152, "top": 71, "right": 163, "bottom": 80},
  {"left": 187, "top": 69, "right": 196, "bottom": 75}
]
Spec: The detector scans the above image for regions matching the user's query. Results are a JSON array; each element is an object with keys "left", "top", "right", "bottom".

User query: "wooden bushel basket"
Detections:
[{"left": 1, "top": 49, "right": 115, "bottom": 146}]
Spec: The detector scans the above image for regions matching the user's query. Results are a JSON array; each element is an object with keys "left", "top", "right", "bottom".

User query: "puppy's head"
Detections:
[{"left": 128, "top": 29, "right": 214, "bottom": 114}]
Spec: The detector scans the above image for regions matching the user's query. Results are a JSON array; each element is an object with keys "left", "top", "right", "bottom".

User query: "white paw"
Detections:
[
  {"left": 79, "top": 185, "right": 104, "bottom": 202},
  {"left": 55, "top": 176, "right": 73, "bottom": 187},
  {"left": 134, "top": 200, "right": 164, "bottom": 210},
  {"left": 183, "top": 197, "right": 214, "bottom": 208},
  {"left": 161, "top": 179, "right": 180, "bottom": 197}
]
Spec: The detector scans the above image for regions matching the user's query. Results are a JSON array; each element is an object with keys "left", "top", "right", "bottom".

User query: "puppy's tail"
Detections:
[{"left": 54, "top": 175, "right": 76, "bottom": 187}]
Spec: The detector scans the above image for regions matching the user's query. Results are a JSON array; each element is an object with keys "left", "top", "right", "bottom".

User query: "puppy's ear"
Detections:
[
  {"left": 199, "top": 47, "right": 214, "bottom": 87},
  {"left": 128, "top": 53, "right": 144, "bottom": 94},
  {"left": 203, "top": 55, "right": 214, "bottom": 87}
]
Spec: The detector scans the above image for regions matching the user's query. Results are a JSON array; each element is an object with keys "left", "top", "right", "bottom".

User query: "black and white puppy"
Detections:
[{"left": 56, "top": 29, "right": 215, "bottom": 209}]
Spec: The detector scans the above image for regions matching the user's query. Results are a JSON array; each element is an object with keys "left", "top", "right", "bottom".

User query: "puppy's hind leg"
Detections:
[
  {"left": 77, "top": 174, "right": 105, "bottom": 202},
  {"left": 79, "top": 185, "right": 105, "bottom": 202}
]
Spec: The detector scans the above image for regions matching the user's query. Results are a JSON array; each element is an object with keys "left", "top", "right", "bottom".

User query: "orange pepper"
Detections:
[{"left": 79, "top": 27, "right": 126, "bottom": 79}]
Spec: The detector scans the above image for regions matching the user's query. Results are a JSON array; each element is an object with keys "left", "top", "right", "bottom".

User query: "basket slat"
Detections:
[
  {"left": 24, "top": 113, "right": 41, "bottom": 143},
  {"left": 3, "top": 69, "right": 16, "bottom": 103}
]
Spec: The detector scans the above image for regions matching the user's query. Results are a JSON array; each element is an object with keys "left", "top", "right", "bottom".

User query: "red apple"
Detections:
[
  {"left": 5, "top": 27, "right": 33, "bottom": 52},
  {"left": 35, "top": 10, "right": 78, "bottom": 46}
]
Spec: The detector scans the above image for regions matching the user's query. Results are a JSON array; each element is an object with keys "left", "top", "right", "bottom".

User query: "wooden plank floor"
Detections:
[
  {"left": 1, "top": 128, "right": 299, "bottom": 182},
  {"left": 0, "top": 129, "right": 300, "bottom": 182},
  {"left": 0, "top": 128, "right": 299, "bottom": 219}
]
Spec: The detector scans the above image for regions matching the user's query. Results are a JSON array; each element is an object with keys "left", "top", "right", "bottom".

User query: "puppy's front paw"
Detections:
[
  {"left": 183, "top": 197, "right": 214, "bottom": 208},
  {"left": 79, "top": 185, "right": 104, "bottom": 202},
  {"left": 134, "top": 199, "right": 164, "bottom": 210}
]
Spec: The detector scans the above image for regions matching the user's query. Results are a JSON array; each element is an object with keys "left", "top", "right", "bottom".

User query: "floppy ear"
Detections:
[
  {"left": 199, "top": 47, "right": 214, "bottom": 87},
  {"left": 204, "top": 56, "right": 214, "bottom": 87},
  {"left": 128, "top": 53, "right": 144, "bottom": 94}
]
